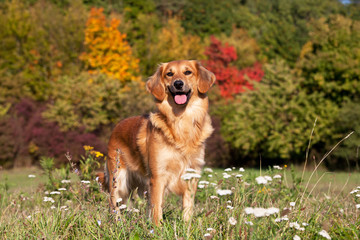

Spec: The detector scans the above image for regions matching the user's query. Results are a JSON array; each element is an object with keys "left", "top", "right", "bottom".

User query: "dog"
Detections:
[{"left": 97, "top": 60, "right": 215, "bottom": 225}]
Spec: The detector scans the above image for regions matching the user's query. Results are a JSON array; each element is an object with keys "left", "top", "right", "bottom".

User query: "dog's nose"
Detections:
[{"left": 174, "top": 80, "right": 184, "bottom": 90}]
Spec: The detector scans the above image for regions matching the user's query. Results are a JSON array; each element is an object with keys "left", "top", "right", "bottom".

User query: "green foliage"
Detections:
[
  {"left": 40, "top": 156, "right": 56, "bottom": 189},
  {"left": 43, "top": 73, "right": 153, "bottom": 132},
  {"left": 0, "top": 0, "right": 87, "bottom": 101},
  {"left": 1, "top": 166, "right": 360, "bottom": 238},
  {"left": 181, "top": 0, "right": 236, "bottom": 37},
  {"left": 218, "top": 60, "right": 338, "bottom": 161},
  {"left": 327, "top": 100, "right": 360, "bottom": 170},
  {"left": 297, "top": 15, "right": 360, "bottom": 104},
  {"left": 219, "top": 28, "right": 262, "bottom": 68}
]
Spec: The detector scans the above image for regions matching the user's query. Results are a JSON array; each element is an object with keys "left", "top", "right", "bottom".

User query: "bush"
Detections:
[
  {"left": 325, "top": 100, "right": 360, "bottom": 170},
  {"left": 218, "top": 59, "right": 338, "bottom": 165},
  {"left": 43, "top": 73, "right": 154, "bottom": 132},
  {"left": 0, "top": 98, "right": 106, "bottom": 168}
]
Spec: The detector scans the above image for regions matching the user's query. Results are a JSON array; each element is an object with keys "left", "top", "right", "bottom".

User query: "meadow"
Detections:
[{"left": 1, "top": 153, "right": 359, "bottom": 239}]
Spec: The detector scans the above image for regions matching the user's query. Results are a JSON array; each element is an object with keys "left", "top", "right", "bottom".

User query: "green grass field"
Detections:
[{"left": 1, "top": 165, "right": 359, "bottom": 239}]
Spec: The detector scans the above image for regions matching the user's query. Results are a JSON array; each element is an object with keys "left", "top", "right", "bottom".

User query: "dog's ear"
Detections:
[
  {"left": 197, "top": 62, "right": 216, "bottom": 94},
  {"left": 146, "top": 64, "right": 166, "bottom": 101}
]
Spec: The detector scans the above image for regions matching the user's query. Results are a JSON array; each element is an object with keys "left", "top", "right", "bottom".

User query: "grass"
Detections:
[{"left": 1, "top": 164, "right": 360, "bottom": 239}]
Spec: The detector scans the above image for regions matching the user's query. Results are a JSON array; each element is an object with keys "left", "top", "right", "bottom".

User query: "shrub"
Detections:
[
  {"left": 204, "top": 36, "right": 264, "bottom": 98},
  {"left": 0, "top": 98, "right": 106, "bottom": 168},
  {"left": 218, "top": 59, "right": 338, "bottom": 165},
  {"left": 325, "top": 100, "right": 360, "bottom": 170},
  {"left": 80, "top": 7, "right": 140, "bottom": 83},
  {"left": 43, "top": 73, "right": 154, "bottom": 132}
]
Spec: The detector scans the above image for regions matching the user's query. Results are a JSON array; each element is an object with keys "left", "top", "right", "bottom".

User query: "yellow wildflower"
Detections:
[
  {"left": 83, "top": 145, "right": 94, "bottom": 151},
  {"left": 90, "top": 150, "right": 104, "bottom": 158}
]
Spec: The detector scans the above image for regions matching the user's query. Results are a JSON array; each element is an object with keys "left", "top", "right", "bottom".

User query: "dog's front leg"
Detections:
[
  {"left": 149, "top": 177, "right": 165, "bottom": 226},
  {"left": 182, "top": 178, "right": 198, "bottom": 222}
]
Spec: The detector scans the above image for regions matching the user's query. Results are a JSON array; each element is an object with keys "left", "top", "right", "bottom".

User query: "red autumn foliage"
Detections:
[{"left": 204, "top": 36, "right": 264, "bottom": 98}]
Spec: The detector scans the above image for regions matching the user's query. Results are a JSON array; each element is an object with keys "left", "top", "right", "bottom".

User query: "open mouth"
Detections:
[{"left": 168, "top": 87, "right": 191, "bottom": 105}]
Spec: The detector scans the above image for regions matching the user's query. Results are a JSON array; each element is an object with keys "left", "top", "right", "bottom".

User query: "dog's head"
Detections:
[{"left": 146, "top": 60, "right": 215, "bottom": 106}]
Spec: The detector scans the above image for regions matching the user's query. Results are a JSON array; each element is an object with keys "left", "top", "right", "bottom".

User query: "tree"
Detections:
[
  {"left": 218, "top": 60, "right": 337, "bottom": 163},
  {"left": 297, "top": 15, "right": 360, "bottom": 104},
  {"left": 204, "top": 36, "right": 264, "bottom": 98},
  {"left": 80, "top": 7, "right": 140, "bottom": 83}
]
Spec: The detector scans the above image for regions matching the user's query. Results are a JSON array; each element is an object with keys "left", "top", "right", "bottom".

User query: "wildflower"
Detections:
[
  {"left": 228, "top": 217, "right": 237, "bottom": 225},
  {"left": 50, "top": 205, "right": 56, "bottom": 209},
  {"left": 264, "top": 176, "right": 272, "bottom": 181},
  {"left": 255, "top": 176, "right": 268, "bottom": 185},
  {"left": 97, "top": 220, "right": 101, "bottom": 226},
  {"left": 50, "top": 191, "right": 61, "bottom": 195},
  {"left": 273, "top": 174, "right": 281, "bottom": 179},
  {"left": 224, "top": 168, "right": 232, "bottom": 172},
  {"left": 204, "top": 167, "right": 213, "bottom": 173},
  {"left": 293, "top": 235, "right": 301, "bottom": 240},
  {"left": 216, "top": 189, "right": 232, "bottom": 196},
  {"left": 273, "top": 165, "right": 282, "bottom": 170},
  {"left": 185, "top": 168, "right": 197, "bottom": 173},
  {"left": 83, "top": 145, "right": 94, "bottom": 151},
  {"left": 350, "top": 189, "right": 359, "bottom": 194},
  {"left": 181, "top": 173, "right": 201, "bottom": 180},
  {"left": 284, "top": 165, "right": 288, "bottom": 168},
  {"left": 44, "top": 191, "right": 49, "bottom": 195},
  {"left": 61, "top": 179, "right": 71, "bottom": 184},
  {"left": 210, "top": 182, "right": 217, "bottom": 186},
  {"left": 116, "top": 198, "right": 122, "bottom": 203},
  {"left": 119, "top": 204, "right": 127, "bottom": 210},
  {"left": 223, "top": 173, "right": 231, "bottom": 179},
  {"left": 244, "top": 207, "right": 279, "bottom": 217},
  {"left": 289, "top": 222, "right": 305, "bottom": 231},
  {"left": 131, "top": 208, "right": 140, "bottom": 213},
  {"left": 208, "top": 174, "right": 213, "bottom": 178},
  {"left": 81, "top": 180, "right": 91, "bottom": 184},
  {"left": 227, "top": 205, "right": 234, "bottom": 210},
  {"left": 27, "top": 215, "right": 31, "bottom": 219},
  {"left": 206, "top": 228, "right": 214, "bottom": 231},
  {"left": 198, "top": 184, "right": 205, "bottom": 189},
  {"left": 60, "top": 206, "right": 68, "bottom": 210},
  {"left": 319, "top": 230, "right": 331, "bottom": 239},
  {"left": 199, "top": 180, "right": 209, "bottom": 185},
  {"left": 28, "top": 175, "right": 36, "bottom": 178},
  {"left": 149, "top": 229, "right": 154, "bottom": 234},
  {"left": 43, "top": 197, "right": 55, "bottom": 203},
  {"left": 58, "top": 188, "right": 66, "bottom": 191},
  {"left": 204, "top": 233, "right": 211, "bottom": 237},
  {"left": 356, "top": 204, "right": 360, "bottom": 209},
  {"left": 302, "top": 223, "right": 309, "bottom": 226},
  {"left": 275, "top": 216, "right": 289, "bottom": 222},
  {"left": 356, "top": 194, "right": 360, "bottom": 197},
  {"left": 90, "top": 150, "right": 104, "bottom": 158},
  {"left": 245, "top": 221, "right": 253, "bottom": 226},
  {"left": 290, "top": 202, "right": 296, "bottom": 207},
  {"left": 210, "top": 195, "right": 219, "bottom": 200},
  {"left": 239, "top": 167, "right": 245, "bottom": 172}
]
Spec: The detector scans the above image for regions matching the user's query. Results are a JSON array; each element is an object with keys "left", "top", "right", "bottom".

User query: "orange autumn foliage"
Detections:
[{"left": 80, "top": 8, "right": 140, "bottom": 83}]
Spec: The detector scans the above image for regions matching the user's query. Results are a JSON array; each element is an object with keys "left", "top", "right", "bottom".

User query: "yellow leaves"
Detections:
[
  {"left": 80, "top": 8, "right": 140, "bottom": 83},
  {"left": 152, "top": 18, "right": 205, "bottom": 61}
]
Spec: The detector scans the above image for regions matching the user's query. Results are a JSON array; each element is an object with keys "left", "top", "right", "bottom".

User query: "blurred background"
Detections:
[{"left": 0, "top": 0, "right": 359, "bottom": 171}]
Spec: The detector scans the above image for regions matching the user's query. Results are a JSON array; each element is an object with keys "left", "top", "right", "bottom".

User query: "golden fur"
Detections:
[{"left": 98, "top": 60, "right": 215, "bottom": 225}]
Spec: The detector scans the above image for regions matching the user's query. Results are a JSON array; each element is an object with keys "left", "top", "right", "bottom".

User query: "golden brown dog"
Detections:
[{"left": 98, "top": 60, "right": 215, "bottom": 225}]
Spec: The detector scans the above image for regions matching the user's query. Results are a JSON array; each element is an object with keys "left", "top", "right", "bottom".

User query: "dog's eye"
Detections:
[
  {"left": 166, "top": 72, "right": 174, "bottom": 77},
  {"left": 184, "top": 70, "right": 192, "bottom": 75}
]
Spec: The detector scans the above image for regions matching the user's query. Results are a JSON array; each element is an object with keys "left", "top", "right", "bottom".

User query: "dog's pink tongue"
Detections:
[{"left": 174, "top": 94, "right": 187, "bottom": 104}]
